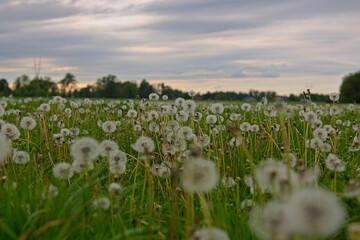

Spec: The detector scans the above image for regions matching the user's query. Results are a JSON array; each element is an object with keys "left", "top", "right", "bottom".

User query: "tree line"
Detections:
[{"left": 0, "top": 71, "right": 359, "bottom": 102}]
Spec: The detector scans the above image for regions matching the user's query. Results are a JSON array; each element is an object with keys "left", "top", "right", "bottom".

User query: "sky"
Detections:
[{"left": 0, "top": 0, "right": 359, "bottom": 95}]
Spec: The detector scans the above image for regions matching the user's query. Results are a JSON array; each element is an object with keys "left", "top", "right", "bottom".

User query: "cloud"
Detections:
[{"left": 230, "top": 71, "right": 246, "bottom": 78}]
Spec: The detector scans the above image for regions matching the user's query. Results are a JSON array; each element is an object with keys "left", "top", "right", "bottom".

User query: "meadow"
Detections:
[{"left": 0, "top": 93, "right": 359, "bottom": 240}]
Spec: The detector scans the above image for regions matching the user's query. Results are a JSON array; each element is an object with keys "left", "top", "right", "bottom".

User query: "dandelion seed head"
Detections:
[
  {"left": 60, "top": 128, "right": 71, "bottom": 136},
  {"left": 166, "top": 120, "right": 180, "bottom": 133},
  {"left": 329, "top": 92, "right": 340, "bottom": 102},
  {"left": 41, "top": 184, "right": 59, "bottom": 200},
  {"left": 240, "top": 122, "right": 251, "bottom": 132},
  {"left": 304, "top": 111, "right": 318, "bottom": 123},
  {"left": 177, "top": 126, "right": 194, "bottom": 140},
  {"left": 109, "top": 150, "right": 127, "bottom": 165},
  {"left": 99, "top": 140, "right": 119, "bottom": 157},
  {"left": 1, "top": 123, "right": 20, "bottom": 140},
  {"left": 12, "top": 150, "right": 30, "bottom": 164},
  {"left": 0, "top": 100, "right": 7, "bottom": 109},
  {"left": 37, "top": 103, "right": 51, "bottom": 112},
  {"left": 229, "top": 136, "right": 242, "bottom": 147},
  {"left": 191, "top": 227, "right": 229, "bottom": 240},
  {"left": 206, "top": 114, "right": 217, "bottom": 125},
  {"left": 70, "top": 137, "right": 99, "bottom": 162},
  {"left": 101, "top": 121, "right": 116, "bottom": 133},
  {"left": 222, "top": 176, "right": 236, "bottom": 188},
  {"left": 287, "top": 188, "right": 345, "bottom": 237},
  {"left": 344, "top": 180, "right": 360, "bottom": 198},
  {"left": 92, "top": 197, "right": 110, "bottom": 210},
  {"left": 183, "top": 100, "right": 196, "bottom": 112},
  {"left": 193, "top": 112, "right": 203, "bottom": 122},
  {"left": 53, "top": 162, "right": 74, "bottom": 179},
  {"left": 241, "top": 103, "right": 252, "bottom": 112},
  {"left": 108, "top": 182, "right": 123, "bottom": 195},
  {"left": 329, "top": 106, "right": 340, "bottom": 116},
  {"left": 210, "top": 103, "right": 224, "bottom": 114},
  {"left": 0, "top": 105, "right": 4, "bottom": 117},
  {"left": 0, "top": 134, "right": 10, "bottom": 165},
  {"left": 325, "top": 154, "right": 345, "bottom": 172},
  {"left": 132, "top": 136, "right": 155, "bottom": 154},
  {"left": 251, "top": 124, "right": 260, "bottom": 132},
  {"left": 71, "top": 160, "right": 94, "bottom": 173},
  {"left": 249, "top": 201, "right": 292, "bottom": 240},
  {"left": 195, "top": 134, "right": 210, "bottom": 148},
  {"left": 188, "top": 90, "right": 196, "bottom": 98},
  {"left": 320, "top": 142, "right": 332, "bottom": 152},
  {"left": 175, "top": 97, "right": 185, "bottom": 107},
  {"left": 181, "top": 157, "right": 219, "bottom": 193},
  {"left": 313, "top": 128, "right": 328, "bottom": 141},
  {"left": 133, "top": 124, "right": 142, "bottom": 132},
  {"left": 149, "top": 93, "right": 159, "bottom": 101}
]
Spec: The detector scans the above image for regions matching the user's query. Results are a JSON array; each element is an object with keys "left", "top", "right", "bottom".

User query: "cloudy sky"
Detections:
[{"left": 1, "top": 0, "right": 359, "bottom": 94}]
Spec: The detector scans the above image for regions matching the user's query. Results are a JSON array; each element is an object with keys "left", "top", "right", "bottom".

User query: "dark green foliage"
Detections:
[
  {"left": 59, "top": 73, "right": 77, "bottom": 97},
  {"left": 8, "top": 72, "right": 356, "bottom": 101},
  {"left": 0, "top": 78, "right": 12, "bottom": 96},
  {"left": 138, "top": 79, "right": 155, "bottom": 99},
  {"left": 12, "top": 76, "right": 57, "bottom": 97},
  {"left": 340, "top": 71, "right": 360, "bottom": 103}
]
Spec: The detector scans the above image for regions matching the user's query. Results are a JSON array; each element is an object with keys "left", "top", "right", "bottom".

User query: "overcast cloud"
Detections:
[{"left": 1, "top": 0, "right": 359, "bottom": 94}]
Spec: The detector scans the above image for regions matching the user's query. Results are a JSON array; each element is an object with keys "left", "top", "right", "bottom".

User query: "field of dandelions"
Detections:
[{"left": 0, "top": 92, "right": 359, "bottom": 240}]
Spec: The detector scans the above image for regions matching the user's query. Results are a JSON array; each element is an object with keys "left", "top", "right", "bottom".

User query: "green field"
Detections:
[{"left": 0, "top": 95, "right": 359, "bottom": 240}]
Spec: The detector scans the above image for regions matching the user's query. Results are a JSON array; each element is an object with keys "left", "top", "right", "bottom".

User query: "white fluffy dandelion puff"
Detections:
[
  {"left": 0, "top": 105, "right": 4, "bottom": 117},
  {"left": 0, "top": 134, "right": 10, "bottom": 165},
  {"left": 131, "top": 136, "right": 155, "bottom": 154},
  {"left": 109, "top": 150, "right": 127, "bottom": 175},
  {"left": 70, "top": 137, "right": 99, "bottom": 162},
  {"left": 71, "top": 160, "right": 94, "bottom": 173},
  {"left": 101, "top": 121, "right": 116, "bottom": 133},
  {"left": 313, "top": 128, "right": 328, "bottom": 141},
  {"left": 181, "top": 157, "right": 219, "bottom": 193},
  {"left": 41, "top": 184, "right": 59, "bottom": 200},
  {"left": 210, "top": 103, "right": 224, "bottom": 114},
  {"left": 108, "top": 182, "right": 123, "bottom": 195},
  {"left": 12, "top": 150, "right": 30, "bottom": 164},
  {"left": 53, "top": 162, "right": 74, "bottom": 179},
  {"left": 195, "top": 134, "right": 210, "bottom": 148},
  {"left": 20, "top": 117, "right": 37, "bottom": 130},
  {"left": 1, "top": 123, "right": 20, "bottom": 140},
  {"left": 329, "top": 92, "right": 340, "bottom": 102},
  {"left": 126, "top": 109, "right": 138, "bottom": 118},
  {"left": 98, "top": 140, "right": 119, "bottom": 158},
  {"left": 92, "top": 197, "right": 110, "bottom": 210},
  {"left": 37, "top": 103, "right": 51, "bottom": 112},
  {"left": 325, "top": 154, "right": 345, "bottom": 172},
  {"left": 206, "top": 114, "right": 217, "bottom": 125},
  {"left": 222, "top": 176, "right": 236, "bottom": 188},
  {"left": 191, "top": 227, "right": 230, "bottom": 240},
  {"left": 287, "top": 188, "right": 345, "bottom": 238},
  {"left": 249, "top": 201, "right": 292, "bottom": 240}
]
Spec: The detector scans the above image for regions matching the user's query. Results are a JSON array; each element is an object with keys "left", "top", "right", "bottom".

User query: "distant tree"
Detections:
[
  {"left": 13, "top": 76, "right": 58, "bottom": 97},
  {"left": 59, "top": 73, "right": 77, "bottom": 96},
  {"left": 120, "top": 81, "right": 138, "bottom": 98},
  {"left": 96, "top": 74, "right": 120, "bottom": 98},
  {"left": 138, "top": 79, "right": 155, "bottom": 98},
  {"left": 0, "top": 78, "right": 12, "bottom": 96},
  {"left": 340, "top": 71, "right": 360, "bottom": 103},
  {"left": 76, "top": 85, "right": 96, "bottom": 98},
  {"left": 14, "top": 75, "right": 30, "bottom": 90},
  {"left": 159, "top": 83, "right": 187, "bottom": 99},
  {"left": 288, "top": 94, "right": 300, "bottom": 102}
]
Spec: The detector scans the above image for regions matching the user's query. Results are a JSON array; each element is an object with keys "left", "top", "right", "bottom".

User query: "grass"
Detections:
[{"left": 0, "top": 96, "right": 359, "bottom": 239}]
